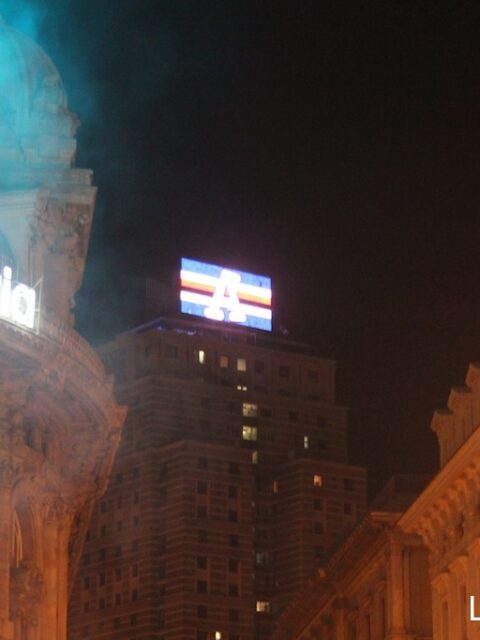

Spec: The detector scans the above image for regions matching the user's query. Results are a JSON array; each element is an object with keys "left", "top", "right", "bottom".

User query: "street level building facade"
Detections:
[
  {"left": 68, "top": 314, "right": 367, "bottom": 640},
  {"left": 273, "top": 362, "right": 480, "bottom": 640},
  {"left": 0, "top": 18, "right": 126, "bottom": 640}
]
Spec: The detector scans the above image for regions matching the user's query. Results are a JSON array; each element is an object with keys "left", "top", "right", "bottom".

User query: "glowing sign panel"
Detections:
[
  {"left": 0, "top": 266, "right": 37, "bottom": 330},
  {"left": 180, "top": 258, "right": 272, "bottom": 331}
]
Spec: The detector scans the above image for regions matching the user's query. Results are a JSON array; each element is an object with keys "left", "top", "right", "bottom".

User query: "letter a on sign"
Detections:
[{"left": 204, "top": 269, "right": 247, "bottom": 323}]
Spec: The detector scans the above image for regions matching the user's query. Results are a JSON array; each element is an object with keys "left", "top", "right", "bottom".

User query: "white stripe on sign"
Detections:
[{"left": 180, "top": 290, "right": 272, "bottom": 320}]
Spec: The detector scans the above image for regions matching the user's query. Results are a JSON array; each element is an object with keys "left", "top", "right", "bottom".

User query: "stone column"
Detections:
[
  {"left": 40, "top": 500, "right": 60, "bottom": 640},
  {"left": 0, "top": 457, "right": 16, "bottom": 640},
  {"left": 332, "top": 605, "right": 348, "bottom": 640},
  {"left": 55, "top": 508, "right": 73, "bottom": 640},
  {"left": 387, "top": 539, "right": 412, "bottom": 640}
]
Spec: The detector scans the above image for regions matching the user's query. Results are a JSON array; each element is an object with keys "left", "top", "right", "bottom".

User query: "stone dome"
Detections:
[{"left": 0, "top": 16, "right": 77, "bottom": 167}]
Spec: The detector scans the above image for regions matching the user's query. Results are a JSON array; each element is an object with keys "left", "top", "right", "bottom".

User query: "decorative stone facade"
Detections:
[
  {"left": 0, "top": 18, "right": 126, "bottom": 640},
  {"left": 273, "top": 362, "right": 480, "bottom": 640}
]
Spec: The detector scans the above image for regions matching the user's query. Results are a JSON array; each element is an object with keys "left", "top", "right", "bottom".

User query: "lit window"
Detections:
[
  {"left": 197, "top": 350, "right": 206, "bottom": 364},
  {"left": 313, "top": 474, "right": 323, "bottom": 487},
  {"left": 236, "top": 384, "right": 248, "bottom": 392},
  {"left": 242, "top": 402, "right": 258, "bottom": 417},
  {"left": 219, "top": 355, "right": 229, "bottom": 368},
  {"left": 242, "top": 426, "right": 257, "bottom": 441},
  {"left": 304, "top": 435, "right": 309, "bottom": 449},
  {"left": 237, "top": 358, "right": 247, "bottom": 372},
  {"left": 215, "top": 632, "right": 222, "bottom": 640},
  {"left": 272, "top": 480, "right": 278, "bottom": 493},
  {"left": 256, "top": 600, "right": 270, "bottom": 613},
  {"left": 252, "top": 451, "right": 258, "bottom": 464},
  {"left": 255, "top": 551, "right": 268, "bottom": 564}
]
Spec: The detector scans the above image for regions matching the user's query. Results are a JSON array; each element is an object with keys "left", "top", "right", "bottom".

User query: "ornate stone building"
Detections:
[
  {"left": 399, "top": 363, "right": 480, "bottom": 640},
  {"left": 0, "top": 17, "right": 126, "bottom": 640},
  {"left": 273, "top": 362, "right": 480, "bottom": 640}
]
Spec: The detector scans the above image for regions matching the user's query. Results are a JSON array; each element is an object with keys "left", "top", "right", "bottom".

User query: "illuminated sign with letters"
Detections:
[
  {"left": 180, "top": 258, "right": 272, "bottom": 331},
  {"left": 0, "top": 266, "right": 37, "bottom": 330}
]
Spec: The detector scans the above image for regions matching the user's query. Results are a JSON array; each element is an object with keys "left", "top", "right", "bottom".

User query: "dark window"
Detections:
[
  {"left": 197, "top": 606, "right": 207, "bottom": 619},
  {"left": 260, "top": 407, "right": 272, "bottom": 418},
  {"left": 344, "top": 478, "right": 354, "bottom": 491},
  {"left": 99, "top": 598, "right": 105, "bottom": 609},
  {"left": 344, "top": 502, "right": 353, "bottom": 515},
  {"left": 288, "top": 411, "right": 299, "bottom": 423},
  {"left": 313, "top": 522, "right": 324, "bottom": 534},
  {"left": 229, "top": 609, "right": 239, "bottom": 622},
  {"left": 100, "top": 501, "right": 107, "bottom": 514},
  {"left": 132, "top": 589, "right": 138, "bottom": 602},
  {"left": 254, "top": 360, "right": 265, "bottom": 373},
  {"left": 228, "top": 559, "right": 239, "bottom": 573},
  {"left": 197, "top": 556, "right": 208, "bottom": 569},
  {"left": 165, "top": 344, "right": 178, "bottom": 358},
  {"left": 197, "top": 632, "right": 208, "bottom": 640},
  {"left": 133, "top": 491, "right": 139, "bottom": 504},
  {"left": 115, "top": 473, "right": 123, "bottom": 484},
  {"left": 229, "top": 534, "right": 239, "bottom": 547},
  {"left": 200, "top": 397, "right": 211, "bottom": 409},
  {"left": 130, "top": 614, "right": 137, "bottom": 626},
  {"left": 317, "top": 416, "right": 326, "bottom": 428},
  {"left": 113, "top": 618, "right": 120, "bottom": 629},
  {"left": 132, "top": 467, "right": 140, "bottom": 479},
  {"left": 198, "top": 530, "right": 208, "bottom": 543},
  {"left": 99, "top": 573, "right": 105, "bottom": 586},
  {"left": 317, "top": 440, "right": 327, "bottom": 451},
  {"left": 132, "top": 565, "right": 138, "bottom": 578},
  {"left": 228, "top": 583, "right": 239, "bottom": 596},
  {"left": 83, "top": 576, "right": 90, "bottom": 590},
  {"left": 98, "top": 549, "right": 106, "bottom": 561},
  {"left": 131, "top": 540, "right": 139, "bottom": 552},
  {"left": 228, "top": 485, "right": 238, "bottom": 499},
  {"left": 197, "top": 505, "right": 207, "bottom": 518},
  {"left": 307, "top": 370, "right": 319, "bottom": 383},
  {"left": 279, "top": 365, "right": 290, "bottom": 378},
  {"left": 198, "top": 457, "right": 208, "bottom": 469},
  {"left": 196, "top": 580, "right": 208, "bottom": 593},
  {"left": 228, "top": 510, "right": 238, "bottom": 522},
  {"left": 115, "top": 568, "right": 122, "bottom": 580},
  {"left": 115, "top": 593, "right": 121, "bottom": 605},
  {"left": 229, "top": 462, "right": 240, "bottom": 474},
  {"left": 197, "top": 480, "right": 208, "bottom": 494},
  {"left": 313, "top": 499, "right": 323, "bottom": 511}
]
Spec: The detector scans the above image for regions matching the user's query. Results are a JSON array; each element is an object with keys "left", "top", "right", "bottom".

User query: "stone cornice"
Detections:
[{"left": 399, "top": 425, "right": 480, "bottom": 531}]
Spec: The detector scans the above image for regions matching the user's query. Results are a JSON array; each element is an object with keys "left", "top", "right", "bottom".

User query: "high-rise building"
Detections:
[{"left": 69, "top": 281, "right": 366, "bottom": 640}]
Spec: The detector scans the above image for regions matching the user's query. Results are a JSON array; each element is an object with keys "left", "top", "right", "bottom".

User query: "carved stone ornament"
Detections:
[{"left": 10, "top": 560, "right": 45, "bottom": 626}]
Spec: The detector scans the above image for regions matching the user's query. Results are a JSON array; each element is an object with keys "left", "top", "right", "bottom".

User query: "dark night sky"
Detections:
[{"left": 3, "top": 1, "right": 480, "bottom": 495}]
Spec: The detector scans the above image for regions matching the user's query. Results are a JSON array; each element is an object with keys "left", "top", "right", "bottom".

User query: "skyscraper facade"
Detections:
[{"left": 69, "top": 313, "right": 366, "bottom": 640}]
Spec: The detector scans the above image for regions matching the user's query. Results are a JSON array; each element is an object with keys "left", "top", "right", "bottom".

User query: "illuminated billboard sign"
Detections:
[
  {"left": 0, "top": 266, "right": 37, "bottom": 331},
  {"left": 180, "top": 258, "right": 272, "bottom": 331}
]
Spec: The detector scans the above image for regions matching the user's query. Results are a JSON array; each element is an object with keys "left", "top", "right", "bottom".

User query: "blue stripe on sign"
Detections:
[
  {"left": 181, "top": 300, "right": 272, "bottom": 331},
  {"left": 181, "top": 258, "right": 271, "bottom": 291}
]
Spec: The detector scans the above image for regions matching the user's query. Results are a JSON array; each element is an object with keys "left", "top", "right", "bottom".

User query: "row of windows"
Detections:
[
  {"left": 196, "top": 632, "right": 239, "bottom": 640},
  {"left": 83, "top": 540, "right": 140, "bottom": 565},
  {"left": 191, "top": 349, "right": 322, "bottom": 384}
]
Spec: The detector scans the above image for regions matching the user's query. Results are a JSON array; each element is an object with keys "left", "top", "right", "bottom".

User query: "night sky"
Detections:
[{"left": 3, "top": 1, "right": 480, "bottom": 495}]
